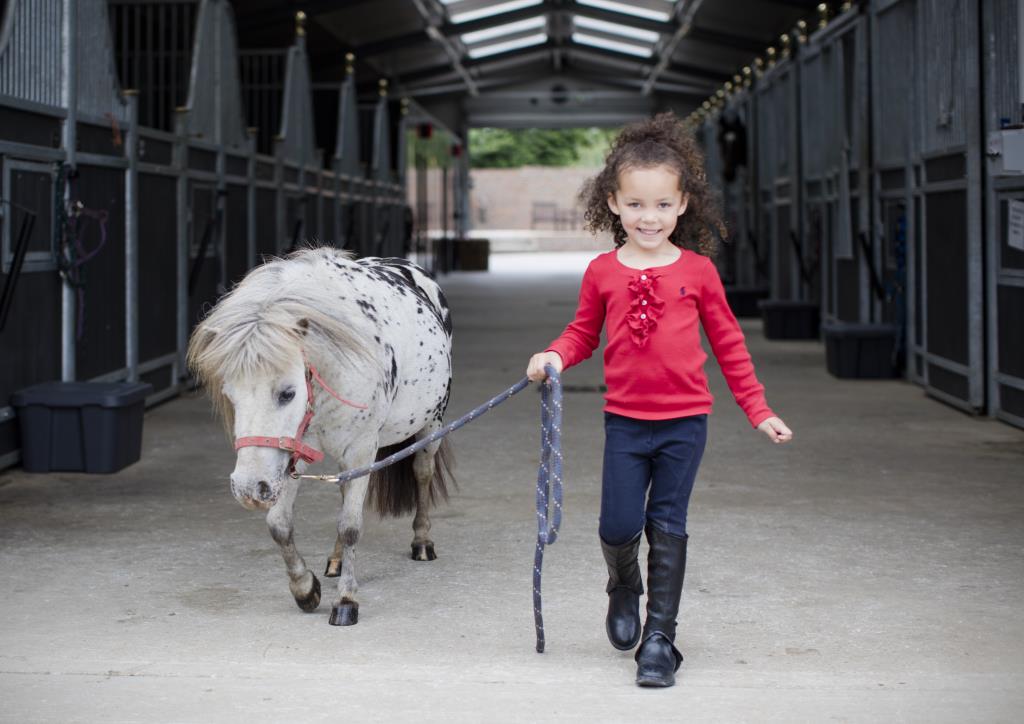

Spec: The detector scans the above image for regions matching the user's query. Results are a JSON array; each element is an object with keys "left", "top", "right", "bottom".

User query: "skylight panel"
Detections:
[
  {"left": 448, "top": 0, "right": 543, "bottom": 24},
  {"left": 572, "top": 32, "right": 654, "bottom": 57},
  {"left": 573, "top": 16, "right": 661, "bottom": 43},
  {"left": 575, "top": 0, "right": 672, "bottom": 23},
  {"left": 461, "top": 16, "right": 547, "bottom": 45},
  {"left": 466, "top": 32, "right": 548, "bottom": 58}
]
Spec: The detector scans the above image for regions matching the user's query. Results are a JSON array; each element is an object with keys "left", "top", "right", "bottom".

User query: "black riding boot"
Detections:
[
  {"left": 635, "top": 525, "right": 687, "bottom": 687},
  {"left": 600, "top": 533, "right": 644, "bottom": 650}
]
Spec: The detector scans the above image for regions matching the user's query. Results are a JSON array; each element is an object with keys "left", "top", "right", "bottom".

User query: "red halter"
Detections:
[{"left": 233, "top": 360, "right": 367, "bottom": 474}]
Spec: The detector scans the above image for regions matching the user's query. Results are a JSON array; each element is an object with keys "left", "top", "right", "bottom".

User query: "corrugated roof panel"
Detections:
[
  {"left": 467, "top": 32, "right": 548, "bottom": 58},
  {"left": 445, "top": 0, "right": 544, "bottom": 24},
  {"left": 572, "top": 16, "right": 661, "bottom": 44},
  {"left": 575, "top": 0, "right": 675, "bottom": 23},
  {"left": 461, "top": 16, "right": 547, "bottom": 44},
  {"left": 572, "top": 32, "right": 654, "bottom": 57}
]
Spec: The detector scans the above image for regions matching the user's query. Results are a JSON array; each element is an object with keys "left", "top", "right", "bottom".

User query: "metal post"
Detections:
[
  {"left": 124, "top": 90, "right": 140, "bottom": 382},
  {"left": 856, "top": 21, "right": 872, "bottom": 324},
  {"left": 275, "top": 143, "right": 285, "bottom": 254},
  {"left": 442, "top": 164, "right": 450, "bottom": 271},
  {"left": 457, "top": 128, "right": 470, "bottom": 240},
  {"left": 790, "top": 66, "right": 803, "bottom": 303},
  {"left": 748, "top": 91, "right": 761, "bottom": 289},
  {"left": 247, "top": 128, "right": 257, "bottom": 267},
  {"left": 964, "top": 0, "right": 985, "bottom": 410},
  {"left": 61, "top": 0, "right": 78, "bottom": 381},
  {"left": 1019, "top": 0, "right": 1024, "bottom": 105},
  {"left": 214, "top": 0, "right": 227, "bottom": 292},
  {"left": 416, "top": 143, "right": 428, "bottom": 271},
  {"left": 332, "top": 173, "right": 341, "bottom": 248},
  {"left": 442, "top": 165, "right": 449, "bottom": 240},
  {"left": 315, "top": 163, "right": 323, "bottom": 245},
  {"left": 341, "top": 177, "right": 348, "bottom": 249},
  {"left": 174, "top": 107, "right": 189, "bottom": 381}
]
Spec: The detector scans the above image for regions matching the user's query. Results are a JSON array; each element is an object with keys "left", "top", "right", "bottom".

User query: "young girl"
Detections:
[{"left": 526, "top": 113, "right": 792, "bottom": 688}]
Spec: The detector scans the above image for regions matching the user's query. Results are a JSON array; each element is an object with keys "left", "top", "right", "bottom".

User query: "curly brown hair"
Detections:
[{"left": 579, "top": 112, "right": 724, "bottom": 257}]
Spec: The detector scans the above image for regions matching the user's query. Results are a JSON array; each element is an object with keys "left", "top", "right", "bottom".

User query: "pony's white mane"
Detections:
[{"left": 187, "top": 247, "right": 378, "bottom": 429}]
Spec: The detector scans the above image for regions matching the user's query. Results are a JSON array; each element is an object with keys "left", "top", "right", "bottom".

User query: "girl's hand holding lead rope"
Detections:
[{"left": 527, "top": 351, "right": 564, "bottom": 382}]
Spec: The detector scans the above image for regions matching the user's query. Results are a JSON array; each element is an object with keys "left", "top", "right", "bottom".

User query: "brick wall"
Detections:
[{"left": 469, "top": 166, "right": 602, "bottom": 230}]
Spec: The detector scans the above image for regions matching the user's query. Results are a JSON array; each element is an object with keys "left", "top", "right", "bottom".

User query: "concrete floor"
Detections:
[{"left": 2, "top": 253, "right": 1023, "bottom": 723}]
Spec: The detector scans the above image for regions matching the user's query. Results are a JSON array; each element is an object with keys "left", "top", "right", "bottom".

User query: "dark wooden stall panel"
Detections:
[
  {"left": 225, "top": 184, "right": 249, "bottom": 286},
  {"left": 138, "top": 173, "right": 177, "bottom": 364},
  {"left": 72, "top": 165, "right": 126, "bottom": 381},
  {"left": 255, "top": 187, "right": 277, "bottom": 259},
  {"left": 187, "top": 183, "right": 220, "bottom": 331}
]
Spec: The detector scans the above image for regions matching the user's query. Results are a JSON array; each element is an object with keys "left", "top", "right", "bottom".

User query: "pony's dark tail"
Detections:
[{"left": 369, "top": 437, "right": 455, "bottom": 518}]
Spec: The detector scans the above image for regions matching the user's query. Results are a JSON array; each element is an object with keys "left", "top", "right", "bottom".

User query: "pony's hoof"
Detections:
[
  {"left": 329, "top": 601, "right": 359, "bottom": 626},
  {"left": 294, "top": 574, "right": 321, "bottom": 612},
  {"left": 324, "top": 558, "right": 341, "bottom": 578},
  {"left": 411, "top": 542, "right": 437, "bottom": 561}
]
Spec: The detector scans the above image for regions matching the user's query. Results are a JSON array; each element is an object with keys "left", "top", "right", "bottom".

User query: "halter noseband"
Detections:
[{"left": 233, "top": 360, "right": 367, "bottom": 474}]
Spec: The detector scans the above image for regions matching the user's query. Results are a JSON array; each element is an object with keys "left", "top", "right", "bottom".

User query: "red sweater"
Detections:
[{"left": 546, "top": 249, "right": 774, "bottom": 427}]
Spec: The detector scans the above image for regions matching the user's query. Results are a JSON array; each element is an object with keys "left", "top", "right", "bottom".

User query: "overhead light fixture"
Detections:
[
  {"left": 461, "top": 16, "right": 547, "bottom": 45},
  {"left": 572, "top": 32, "right": 653, "bottom": 57},
  {"left": 573, "top": 15, "right": 660, "bottom": 43},
  {"left": 448, "top": 0, "right": 543, "bottom": 24},
  {"left": 575, "top": 0, "right": 673, "bottom": 23},
  {"left": 467, "top": 32, "right": 548, "bottom": 58}
]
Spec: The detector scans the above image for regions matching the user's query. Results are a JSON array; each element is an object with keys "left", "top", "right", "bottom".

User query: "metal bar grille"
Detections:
[
  {"left": 108, "top": 1, "right": 196, "bottom": 131},
  {"left": 0, "top": 0, "right": 63, "bottom": 106},
  {"left": 239, "top": 49, "right": 286, "bottom": 155}
]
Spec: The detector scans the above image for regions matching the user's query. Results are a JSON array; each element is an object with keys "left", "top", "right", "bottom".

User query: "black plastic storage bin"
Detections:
[
  {"left": 823, "top": 322, "right": 900, "bottom": 379},
  {"left": 454, "top": 238, "right": 490, "bottom": 271},
  {"left": 759, "top": 300, "right": 820, "bottom": 340},
  {"left": 725, "top": 286, "right": 769, "bottom": 318},
  {"left": 10, "top": 381, "right": 153, "bottom": 473}
]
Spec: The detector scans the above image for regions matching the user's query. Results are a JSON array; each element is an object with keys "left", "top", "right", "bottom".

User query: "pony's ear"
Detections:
[{"left": 297, "top": 318, "right": 310, "bottom": 336}]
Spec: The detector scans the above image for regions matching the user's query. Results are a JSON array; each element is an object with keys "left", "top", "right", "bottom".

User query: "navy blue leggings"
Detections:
[{"left": 599, "top": 412, "right": 708, "bottom": 545}]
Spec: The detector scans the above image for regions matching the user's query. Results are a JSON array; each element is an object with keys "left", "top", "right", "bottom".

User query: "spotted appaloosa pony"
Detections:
[{"left": 187, "top": 247, "right": 454, "bottom": 626}]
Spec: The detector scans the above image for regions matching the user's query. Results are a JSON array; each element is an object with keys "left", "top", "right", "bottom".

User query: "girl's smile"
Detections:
[{"left": 607, "top": 164, "right": 689, "bottom": 256}]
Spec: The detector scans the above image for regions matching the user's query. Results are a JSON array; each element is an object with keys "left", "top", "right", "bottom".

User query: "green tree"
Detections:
[{"left": 469, "top": 127, "right": 618, "bottom": 168}]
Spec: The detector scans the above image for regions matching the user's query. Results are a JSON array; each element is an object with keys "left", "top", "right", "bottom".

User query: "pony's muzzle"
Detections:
[{"left": 230, "top": 474, "right": 280, "bottom": 511}]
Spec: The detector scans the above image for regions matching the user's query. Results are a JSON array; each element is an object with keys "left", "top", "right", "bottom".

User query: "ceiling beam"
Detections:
[
  {"left": 403, "top": 74, "right": 543, "bottom": 98},
  {"left": 441, "top": 4, "right": 551, "bottom": 37},
  {"left": 438, "top": 1, "right": 722, "bottom": 47},
  {"left": 664, "top": 57, "right": 731, "bottom": 83},
  {"left": 763, "top": 0, "right": 822, "bottom": 9},
  {"left": 642, "top": 0, "right": 705, "bottom": 95},
  {"left": 685, "top": 26, "right": 767, "bottom": 54},
  {"left": 398, "top": 65, "right": 710, "bottom": 100},
  {"left": 464, "top": 39, "right": 558, "bottom": 69},
  {"left": 565, "top": 1, "right": 674, "bottom": 35},
  {"left": 396, "top": 40, "right": 556, "bottom": 85},
  {"left": 564, "top": 42, "right": 654, "bottom": 69},
  {"left": 559, "top": 67, "right": 708, "bottom": 97},
  {"left": 394, "top": 62, "right": 459, "bottom": 86},
  {"left": 565, "top": 41, "right": 728, "bottom": 83},
  {"left": 411, "top": 0, "right": 479, "bottom": 97},
  {"left": 353, "top": 30, "right": 430, "bottom": 58}
]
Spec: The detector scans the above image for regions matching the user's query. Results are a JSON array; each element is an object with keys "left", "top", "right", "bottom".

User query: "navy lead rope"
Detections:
[
  {"left": 293, "top": 365, "right": 564, "bottom": 653},
  {"left": 533, "top": 368, "right": 563, "bottom": 653}
]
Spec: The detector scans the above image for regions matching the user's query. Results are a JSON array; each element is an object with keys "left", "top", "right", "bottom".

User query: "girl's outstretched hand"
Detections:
[
  {"left": 758, "top": 416, "right": 793, "bottom": 444},
  {"left": 527, "top": 351, "right": 564, "bottom": 382}
]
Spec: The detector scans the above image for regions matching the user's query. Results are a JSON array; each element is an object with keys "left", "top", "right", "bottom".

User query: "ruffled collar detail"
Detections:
[{"left": 626, "top": 269, "right": 666, "bottom": 347}]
